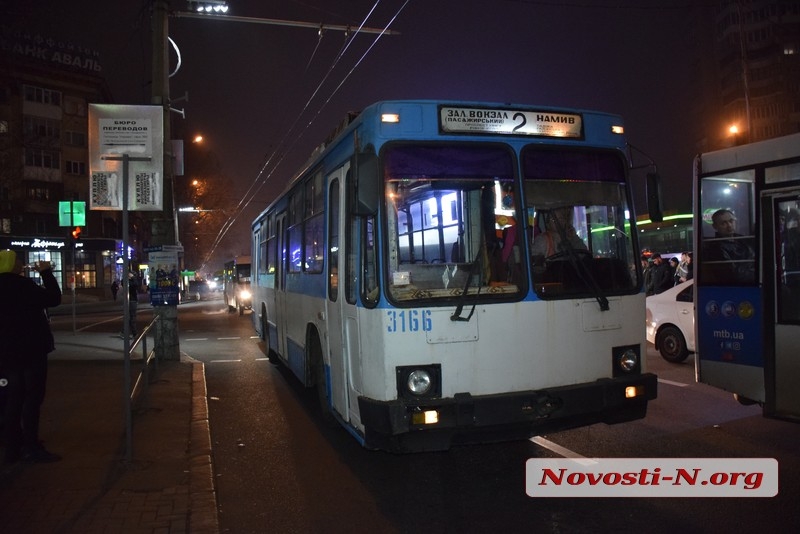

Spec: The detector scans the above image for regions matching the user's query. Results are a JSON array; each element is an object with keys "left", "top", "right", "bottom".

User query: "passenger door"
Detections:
[{"left": 765, "top": 192, "right": 800, "bottom": 419}]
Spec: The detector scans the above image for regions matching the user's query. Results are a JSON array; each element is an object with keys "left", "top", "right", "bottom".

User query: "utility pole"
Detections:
[
  {"left": 146, "top": 1, "right": 398, "bottom": 362},
  {"left": 151, "top": 0, "right": 180, "bottom": 361}
]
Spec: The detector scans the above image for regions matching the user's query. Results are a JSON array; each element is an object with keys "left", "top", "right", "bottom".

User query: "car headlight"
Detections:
[{"left": 239, "top": 289, "right": 251, "bottom": 300}]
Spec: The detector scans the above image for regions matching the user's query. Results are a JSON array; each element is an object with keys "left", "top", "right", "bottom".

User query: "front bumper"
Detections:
[{"left": 358, "top": 373, "right": 657, "bottom": 452}]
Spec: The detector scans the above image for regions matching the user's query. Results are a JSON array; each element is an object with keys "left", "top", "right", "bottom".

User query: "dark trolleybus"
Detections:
[{"left": 251, "top": 100, "right": 657, "bottom": 452}]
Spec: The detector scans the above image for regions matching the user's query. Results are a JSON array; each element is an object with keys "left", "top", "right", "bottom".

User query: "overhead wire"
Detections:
[{"left": 198, "top": 0, "right": 409, "bottom": 271}]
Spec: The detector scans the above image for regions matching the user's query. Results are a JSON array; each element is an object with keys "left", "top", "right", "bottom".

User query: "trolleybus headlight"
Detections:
[
  {"left": 618, "top": 349, "right": 639, "bottom": 372},
  {"left": 396, "top": 364, "right": 441, "bottom": 399},
  {"left": 612, "top": 344, "right": 641, "bottom": 376},
  {"left": 407, "top": 370, "right": 432, "bottom": 396}
]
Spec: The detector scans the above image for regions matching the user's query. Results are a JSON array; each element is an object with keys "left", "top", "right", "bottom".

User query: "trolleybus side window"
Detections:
[
  {"left": 304, "top": 172, "right": 324, "bottom": 274},
  {"left": 328, "top": 179, "right": 340, "bottom": 302},
  {"left": 698, "top": 172, "right": 757, "bottom": 285},
  {"left": 266, "top": 213, "right": 276, "bottom": 275}
]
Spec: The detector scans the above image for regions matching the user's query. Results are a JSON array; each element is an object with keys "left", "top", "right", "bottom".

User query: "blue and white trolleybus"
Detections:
[{"left": 251, "top": 100, "right": 657, "bottom": 451}]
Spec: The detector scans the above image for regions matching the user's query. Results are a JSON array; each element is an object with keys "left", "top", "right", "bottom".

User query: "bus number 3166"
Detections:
[{"left": 387, "top": 310, "right": 433, "bottom": 333}]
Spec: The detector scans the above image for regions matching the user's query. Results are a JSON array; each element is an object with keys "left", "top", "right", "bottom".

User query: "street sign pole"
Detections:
[
  {"left": 70, "top": 202, "right": 76, "bottom": 335},
  {"left": 102, "top": 153, "right": 150, "bottom": 463}
]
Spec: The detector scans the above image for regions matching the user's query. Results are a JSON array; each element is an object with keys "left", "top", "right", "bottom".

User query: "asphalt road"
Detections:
[{"left": 52, "top": 298, "right": 800, "bottom": 533}]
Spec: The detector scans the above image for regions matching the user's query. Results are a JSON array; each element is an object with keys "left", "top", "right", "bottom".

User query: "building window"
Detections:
[
  {"left": 65, "top": 130, "right": 86, "bottom": 146},
  {"left": 72, "top": 250, "right": 98, "bottom": 289},
  {"left": 24, "top": 148, "right": 60, "bottom": 169},
  {"left": 23, "top": 116, "right": 60, "bottom": 139},
  {"left": 23, "top": 85, "right": 62, "bottom": 106},
  {"left": 26, "top": 183, "right": 55, "bottom": 201},
  {"left": 1, "top": 218, "right": 10, "bottom": 234},
  {"left": 66, "top": 161, "right": 86, "bottom": 175}
]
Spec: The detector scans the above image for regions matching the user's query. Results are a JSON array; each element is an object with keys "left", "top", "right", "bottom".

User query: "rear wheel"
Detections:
[{"left": 656, "top": 325, "right": 689, "bottom": 363}]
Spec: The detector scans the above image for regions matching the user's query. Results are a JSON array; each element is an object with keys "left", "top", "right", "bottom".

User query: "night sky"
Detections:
[{"left": 6, "top": 0, "right": 698, "bottom": 264}]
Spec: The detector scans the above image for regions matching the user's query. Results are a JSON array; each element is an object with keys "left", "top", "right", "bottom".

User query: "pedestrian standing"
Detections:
[
  {"left": 668, "top": 257, "right": 680, "bottom": 286},
  {"left": 111, "top": 279, "right": 120, "bottom": 301},
  {"left": 648, "top": 253, "right": 674, "bottom": 295},
  {"left": 0, "top": 250, "right": 62, "bottom": 463},
  {"left": 676, "top": 251, "right": 692, "bottom": 283},
  {"left": 128, "top": 272, "right": 139, "bottom": 338},
  {"left": 642, "top": 255, "right": 654, "bottom": 295}
]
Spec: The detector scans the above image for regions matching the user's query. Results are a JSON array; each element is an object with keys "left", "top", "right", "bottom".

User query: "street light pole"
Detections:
[{"left": 151, "top": 0, "right": 180, "bottom": 361}]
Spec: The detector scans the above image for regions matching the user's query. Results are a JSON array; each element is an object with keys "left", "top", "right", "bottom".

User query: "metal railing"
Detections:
[
  {"left": 124, "top": 314, "right": 161, "bottom": 463},
  {"left": 128, "top": 316, "right": 160, "bottom": 403}
]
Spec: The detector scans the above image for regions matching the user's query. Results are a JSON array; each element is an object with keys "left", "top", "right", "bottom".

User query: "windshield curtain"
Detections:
[
  {"left": 383, "top": 143, "right": 525, "bottom": 304},
  {"left": 522, "top": 147, "right": 638, "bottom": 298}
]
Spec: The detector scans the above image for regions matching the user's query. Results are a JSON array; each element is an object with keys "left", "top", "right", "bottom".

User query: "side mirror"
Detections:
[
  {"left": 352, "top": 151, "right": 380, "bottom": 216},
  {"left": 646, "top": 172, "right": 663, "bottom": 223}
]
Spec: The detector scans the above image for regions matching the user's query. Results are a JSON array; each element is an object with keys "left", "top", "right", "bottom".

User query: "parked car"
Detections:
[{"left": 645, "top": 279, "right": 694, "bottom": 363}]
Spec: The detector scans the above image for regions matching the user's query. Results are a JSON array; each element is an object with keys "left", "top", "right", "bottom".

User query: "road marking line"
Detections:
[
  {"left": 208, "top": 359, "right": 242, "bottom": 363},
  {"left": 218, "top": 337, "right": 241, "bottom": 340},
  {"left": 658, "top": 378, "right": 689, "bottom": 387},
  {"left": 78, "top": 316, "right": 123, "bottom": 332},
  {"left": 529, "top": 436, "right": 597, "bottom": 465},
  {"left": 185, "top": 338, "right": 209, "bottom": 341}
]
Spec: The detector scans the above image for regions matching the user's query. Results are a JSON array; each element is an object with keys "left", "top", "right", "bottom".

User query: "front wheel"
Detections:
[
  {"left": 655, "top": 325, "right": 689, "bottom": 363},
  {"left": 261, "top": 313, "right": 278, "bottom": 364},
  {"left": 310, "top": 333, "right": 336, "bottom": 426}
]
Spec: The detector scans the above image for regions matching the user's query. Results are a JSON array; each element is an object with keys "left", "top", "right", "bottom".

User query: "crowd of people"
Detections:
[{"left": 643, "top": 250, "right": 693, "bottom": 296}]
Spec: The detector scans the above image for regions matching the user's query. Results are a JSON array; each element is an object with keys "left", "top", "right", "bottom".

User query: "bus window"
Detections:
[
  {"left": 698, "top": 173, "right": 756, "bottom": 285},
  {"left": 384, "top": 143, "right": 524, "bottom": 303},
  {"left": 522, "top": 148, "right": 637, "bottom": 297}
]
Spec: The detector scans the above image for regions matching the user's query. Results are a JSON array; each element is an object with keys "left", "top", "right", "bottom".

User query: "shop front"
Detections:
[{"left": 1, "top": 235, "right": 123, "bottom": 300}]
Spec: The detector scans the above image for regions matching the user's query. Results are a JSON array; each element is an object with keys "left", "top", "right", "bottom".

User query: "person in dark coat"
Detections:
[
  {"left": 0, "top": 249, "right": 62, "bottom": 463},
  {"left": 647, "top": 253, "right": 674, "bottom": 295}
]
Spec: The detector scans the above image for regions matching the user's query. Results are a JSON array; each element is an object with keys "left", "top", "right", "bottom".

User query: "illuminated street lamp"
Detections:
[
  {"left": 179, "top": 206, "right": 222, "bottom": 213},
  {"left": 729, "top": 124, "right": 741, "bottom": 146},
  {"left": 188, "top": 1, "right": 229, "bottom": 13}
]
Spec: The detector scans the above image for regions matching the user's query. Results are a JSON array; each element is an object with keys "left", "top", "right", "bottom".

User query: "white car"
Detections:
[{"left": 645, "top": 279, "right": 694, "bottom": 363}]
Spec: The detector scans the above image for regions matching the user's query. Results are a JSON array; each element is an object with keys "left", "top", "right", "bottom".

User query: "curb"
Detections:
[{"left": 189, "top": 361, "right": 219, "bottom": 533}]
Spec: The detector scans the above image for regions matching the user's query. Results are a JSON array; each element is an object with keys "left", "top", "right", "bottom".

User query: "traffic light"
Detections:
[{"left": 71, "top": 226, "right": 82, "bottom": 240}]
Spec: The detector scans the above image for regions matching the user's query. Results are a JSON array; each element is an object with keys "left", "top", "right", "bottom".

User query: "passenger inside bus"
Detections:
[
  {"left": 530, "top": 207, "right": 587, "bottom": 261},
  {"left": 702, "top": 208, "right": 756, "bottom": 284}
]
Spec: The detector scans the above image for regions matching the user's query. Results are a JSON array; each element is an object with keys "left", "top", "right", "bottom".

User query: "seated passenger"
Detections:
[
  {"left": 531, "top": 207, "right": 587, "bottom": 259},
  {"left": 703, "top": 208, "right": 755, "bottom": 284}
]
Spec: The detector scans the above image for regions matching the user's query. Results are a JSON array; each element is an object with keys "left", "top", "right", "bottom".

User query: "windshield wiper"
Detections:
[
  {"left": 450, "top": 248, "right": 483, "bottom": 322},
  {"left": 551, "top": 218, "right": 610, "bottom": 312}
]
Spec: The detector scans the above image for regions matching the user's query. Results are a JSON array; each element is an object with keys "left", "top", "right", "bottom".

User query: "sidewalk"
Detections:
[{"left": 0, "top": 330, "right": 218, "bottom": 533}]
